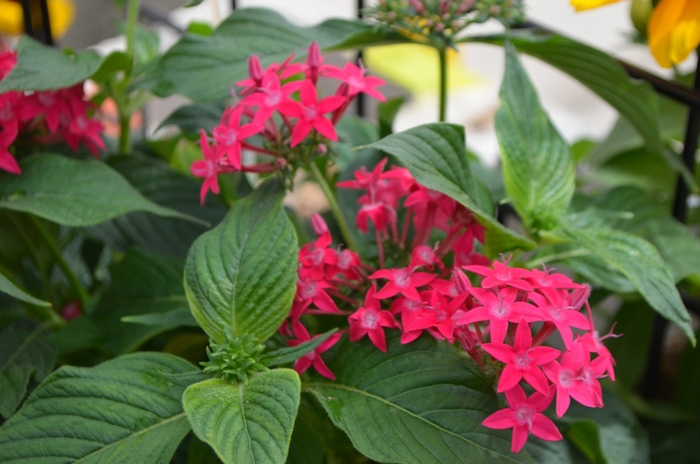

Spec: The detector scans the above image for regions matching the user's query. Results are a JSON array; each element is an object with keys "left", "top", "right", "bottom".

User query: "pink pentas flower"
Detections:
[
  {"left": 528, "top": 287, "right": 591, "bottom": 349},
  {"left": 241, "top": 72, "right": 302, "bottom": 124},
  {"left": 326, "top": 61, "right": 386, "bottom": 102},
  {"left": 288, "top": 324, "right": 342, "bottom": 380},
  {"left": 18, "top": 90, "right": 66, "bottom": 133},
  {"left": 212, "top": 106, "right": 262, "bottom": 169},
  {"left": 348, "top": 285, "right": 399, "bottom": 352},
  {"left": 481, "top": 319, "right": 561, "bottom": 394},
  {"left": 405, "top": 290, "right": 468, "bottom": 339},
  {"left": 64, "top": 113, "right": 105, "bottom": 157},
  {"left": 0, "top": 49, "right": 17, "bottom": 80},
  {"left": 451, "top": 205, "right": 485, "bottom": 243},
  {"left": 457, "top": 287, "right": 539, "bottom": 344},
  {"left": 464, "top": 258, "right": 533, "bottom": 291},
  {"left": 370, "top": 267, "right": 436, "bottom": 301},
  {"left": 299, "top": 231, "right": 337, "bottom": 281},
  {"left": 281, "top": 42, "right": 341, "bottom": 84},
  {"left": 409, "top": 245, "right": 444, "bottom": 271},
  {"left": 452, "top": 231, "right": 490, "bottom": 268},
  {"left": 327, "top": 248, "right": 362, "bottom": 281},
  {"left": 356, "top": 202, "right": 396, "bottom": 234},
  {"left": 236, "top": 53, "right": 296, "bottom": 94},
  {"left": 277, "top": 80, "right": 344, "bottom": 147},
  {"left": 295, "top": 277, "right": 339, "bottom": 314},
  {"left": 190, "top": 130, "right": 222, "bottom": 205},
  {"left": 527, "top": 267, "right": 582, "bottom": 290},
  {"left": 580, "top": 329, "right": 617, "bottom": 381},
  {"left": 542, "top": 339, "right": 603, "bottom": 417},
  {"left": 482, "top": 384, "right": 562, "bottom": 453}
]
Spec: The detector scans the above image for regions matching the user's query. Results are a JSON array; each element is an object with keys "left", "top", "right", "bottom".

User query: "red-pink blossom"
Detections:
[
  {"left": 452, "top": 231, "right": 490, "bottom": 268},
  {"left": 405, "top": 290, "right": 468, "bottom": 339},
  {"left": 370, "top": 267, "right": 436, "bottom": 301},
  {"left": 241, "top": 73, "right": 301, "bottom": 124},
  {"left": 190, "top": 130, "right": 222, "bottom": 205},
  {"left": 212, "top": 106, "right": 262, "bottom": 169},
  {"left": 288, "top": 324, "right": 341, "bottom": 380},
  {"left": 349, "top": 285, "right": 399, "bottom": 352},
  {"left": 296, "top": 277, "right": 339, "bottom": 314},
  {"left": 326, "top": 61, "right": 386, "bottom": 102},
  {"left": 482, "top": 384, "right": 562, "bottom": 453},
  {"left": 356, "top": 202, "right": 396, "bottom": 234},
  {"left": 464, "top": 259, "right": 533, "bottom": 291},
  {"left": 277, "top": 80, "right": 344, "bottom": 147},
  {"left": 528, "top": 288, "right": 591, "bottom": 349}
]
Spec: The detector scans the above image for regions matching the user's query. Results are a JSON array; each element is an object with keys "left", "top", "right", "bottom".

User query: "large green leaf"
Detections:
[
  {"left": 0, "top": 323, "right": 56, "bottom": 419},
  {"left": 469, "top": 30, "right": 664, "bottom": 157},
  {"left": 561, "top": 226, "right": 695, "bottom": 344},
  {"left": 0, "top": 36, "right": 102, "bottom": 93},
  {"left": 495, "top": 41, "right": 574, "bottom": 229},
  {"left": 90, "top": 248, "right": 190, "bottom": 356},
  {"left": 184, "top": 180, "right": 298, "bottom": 343},
  {"left": 0, "top": 353, "right": 202, "bottom": 463},
  {"left": 307, "top": 333, "right": 534, "bottom": 464},
  {"left": 183, "top": 369, "right": 301, "bottom": 464},
  {"left": 160, "top": 102, "right": 228, "bottom": 135},
  {"left": 366, "top": 123, "right": 536, "bottom": 254},
  {"left": 0, "top": 268, "right": 50, "bottom": 307},
  {"left": 135, "top": 8, "right": 402, "bottom": 101},
  {"left": 606, "top": 301, "right": 655, "bottom": 390},
  {"left": 0, "top": 154, "right": 200, "bottom": 227},
  {"left": 87, "top": 156, "right": 226, "bottom": 257}
]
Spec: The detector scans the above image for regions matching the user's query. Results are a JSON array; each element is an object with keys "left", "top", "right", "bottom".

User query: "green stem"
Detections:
[
  {"left": 309, "top": 162, "right": 357, "bottom": 252},
  {"left": 118, "top": 0, "right": 140, "bottom": 154},
  {"left": 118, "top": 112, "right": 131, "bottom": 154},
  {"left": 30, "top": 216, "right": 89, "bottom": 306},
  {"left": 438, "top": 47, "right": 448, "bottom": 122},
  {"left": 125, "top": 0, "right": 141, "bottom": 59}
]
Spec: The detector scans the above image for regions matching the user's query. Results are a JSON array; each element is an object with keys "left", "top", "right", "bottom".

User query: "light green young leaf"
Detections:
[
  {"left": 366, "top": 123, "right": 536, "bottom": 254},
  {"left": 121, "top": 308, "right": 199, "bottom": 327},
  {"left": 183, "top": 369, "right": 301, "bottom": 464},
  {"left": 0, "top": 324, "right": 56, "bottom": 419},
  {"left": 307, "top": 333, "right": 534, "bottom": 464},
  {"left": 561, "top": 226, "right": 695, "bottom": 345},
  {"left": 0, "top": 353, "right": 201, "bottom": 463},
  {"left": 0, "top": 269, "right": 50, "bottom": 307},
  {"left": 0, "top": 154, "right": 202, "bottom": 227},
  {"left": 495, "top": 40, "right": 574, "bottom": 229},
  {"left": 184, "top": 180, "right": 298, "bottom": 343},
  {"left": 261, "top": 329, "right": 337, "bottom": 367}
]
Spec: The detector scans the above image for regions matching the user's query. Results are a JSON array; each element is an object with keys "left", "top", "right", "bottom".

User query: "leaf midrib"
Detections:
[{"left": 305, "top": 383, "right": 524, "bottom": 464}]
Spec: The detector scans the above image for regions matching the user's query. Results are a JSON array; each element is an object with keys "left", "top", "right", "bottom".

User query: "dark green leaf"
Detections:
[
  {"left": 184, "top": 180, "right": 298, "bottom": 343},
  {"left": 91, "top": 249, "right": 190, "bottom": 356},
  {"left": 87, "top": 156, "right": 226, "bottom": 257},
  {"left": 183, "top": 369, "right": 301, "bottom": 464},
  {"left": 0, "top": 36, "right": 103, "bottom": 92},
  {"left": 135, "top": 8, "right": 399, "bottom": 101},
  {"left": 561, "top": 226, "right": 695, "bottom": 344},
  {"left": 287, "top": 400, "right": 326, "bottom": 464},
  {"left": 366, "top": 123, "right": 536, "bottom": 254},
  {"left": 676, "top": 329, "right": 700, "bottom": 412},
  {"left": 0, "top": 323, "right": 56, "bottom": 419},
  {"left": 121, "top": 308, "right": 199, "bottom": 327},
  {"left": 495, "top": 41, "right": 574, "bottom": 228},
  {"left": 0, "top": 154, "right": 201, "bottom": 227},
  {"left": 0, "top": 268, "right": 50, "bottom": 307},
  {"left": 378, "top": 96, "right": 406, "bottom": 138},
  {"left": 188, "top": 435, "right": 223, "bottom": 463},
  {"left": 262, "top": 329, "right": 337, "bottom": 367},
  {"left": 90, "top": 51, "right": 132, "bottom": 83},
  {"left": 0, "top": 353, "right": 201, "bottom": 463},
  {"left": 605, "top": 301, "right": 654, "bottom": 390},
  {"left": 307, "top": 333, "right": 534, "bottom": 464},
  {"left": 524, "top": 438, "right": 574, "bottom": 464},
  {"left": 160, "top": 102, "right": 229, "bottom": 135}
]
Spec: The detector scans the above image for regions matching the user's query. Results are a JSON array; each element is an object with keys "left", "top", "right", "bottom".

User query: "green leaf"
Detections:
[
  {"left": 261, "top": 329, "right": 337, "bottom": 367},
  {"left": 91, "top": 249, "right": 190, "bottom": 356},
  {"left": 0, "top": 268, "right": 50, "bottom": 307},
  {"left": 87, "top": 156, "right": 226, "bottom": 257},
  {"left": 469, "top": 30, "right": 664, "bottom": 157},
  {"left": 378, "top": 96, "right": 406, "bottom": 138},
  {"left": 675, "top": 329, "right": 700, "bottom": 412},
  {"left": 287, "top": 400, "right": 326, "bottom": 464},
  {"left": 184, "top": 180, "right": 298, "bottom": 343},
  {"left": 90, "top": 51, "right": 132, "bottom": 83},
  {"left": 561, "top": 226, "right": 695, "bottom": 345},
  {"left": 0, "top": 352, "right": 201, "bottom": 463},
  {"left": 135, "top": 8, "right": 398, "bottom": 101},
  {"left": 160, "top": 102, "right": 228, "bottom": 135},
  {"left": 366, "top": 123, "right": 536, "bottom": 254},
  {"left": 0, "top": 154, "right": 202, "bottom": 227},
  {"left": 183, "top": 369, "right": 301, "bottom": 464},
  {"left": 121, "top": 308, "right": 199, "bottom": 327},
  {"left": 0, "top": 36, "right": 103, "bottom": 92},
  {"left": 307, "top": 333, "right": 534, "bottom": 464},
  {"left": 605, "top": 302, "right": 654, "bottom": 390},
  {"left": 0, "top": 323, "right": 56, "bottom": 419},
  {"left": 524, "top": 439, "right": 573, "bottom": 464},
  {"left": 495, "top": 40, "right": 574, "bottom": 229}
]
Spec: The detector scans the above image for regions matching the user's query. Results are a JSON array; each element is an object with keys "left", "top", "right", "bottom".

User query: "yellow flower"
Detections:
[
  {"left": 570, "top": 0, "right": 700, "bottom": 68},
  {"left": 0, "top": 0, "right": 75, "bottom": 39},
  {"left": 648, "top": 0, "right": 700, "bottom": 68}
]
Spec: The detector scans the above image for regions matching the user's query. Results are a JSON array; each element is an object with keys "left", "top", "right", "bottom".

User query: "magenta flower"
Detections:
[
  {"left": 580, "top": 330, "right": 617, "bottom": 381},
  {"left": 405, "top": 290, "right": 468, "bottom": 339},
  {"left": 370, "top": 267, "right": 436, "bottom": 301},
  {"left": 190, "top": 130, "right": 222, "bottom": 205},
  {"left": 277, "top": 80, "right": 345, "bottom": 147},
  {"left": 281, "top": 42, "right": 341, "bottom": 83},
  {"left": 241, "top": 73, "right": 301, "bottom": 124},
  {"left": 464, "top": 259, "right": 533, "bottom": 291},
  {"left": 212, "top": 106, "right": 262, "bottom": 169},
  {"left": 527, "top": 267, "right": 582, "bottom": 290},
  {"left": 457, "top": 287, "right": 539, "bottom": 344},
  {"left": 356, "top": 202, "right": 397, "bottom": 234},
  {"left": 482, "top": 384, "right": 562, "bottom": 453},
  {"left": 452, "top": 231, "right": 490, "bottom": 268},
  {"left": 528, "top": 288, "right": 591, "bottom": 349},
  {"left": 296, "top": 277, "right": 339, "bottom": 314},
  {"left": 409, "top": 245, "right": 444, "bottom": 271},
  {"left": 326, "top": 61, "right": 386, "bottom": 102},
  {"left": 482, "top": 319, "right": 561, "bottom": 394},
  {"left": 349, "top": 285, "right": 399, "bottom": 352},
  {"left": 288, "top": 324, "right": 342, "bottom": 380}
]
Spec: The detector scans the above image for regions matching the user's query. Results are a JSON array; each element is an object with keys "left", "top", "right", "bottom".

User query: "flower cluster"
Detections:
[
  {"left": 279, "top": 158, "right": 618, "bottom": 453},
  {"left": 365, "top": 0, "right": 525, "bottom": 45},
  {"left": 0, "top": 49, "right": 105, "bottom": 175},
  {"left": 190, "top": 43, "right": 386, "bottom": 204}
]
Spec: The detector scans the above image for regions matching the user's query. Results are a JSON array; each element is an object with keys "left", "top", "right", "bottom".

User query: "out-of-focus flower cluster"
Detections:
[
  {"left": 279, "top": 158, "right": 618, "bottom": 453},
  {"left": 190, "top": 42, "right": 386, "bottom": 204},
  {"left": 0, "top": 49, "right": 105, "bottom": 175},
  {"left": 365, "top": 0, "right": 525, "bottom": 45}
]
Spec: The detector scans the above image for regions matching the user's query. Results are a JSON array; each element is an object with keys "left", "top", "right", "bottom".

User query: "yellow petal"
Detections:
[
  {"left": 0, "top": 1, "right": 24, "bottom": 36},
  {"left": 648, "top": 0, "right": 700, "bottom": 68},
  {"left": 0, "top": 0, "right": 75, "bottom": 39},
  {"left": 570, "top": 0, "right": 624, "bottom": 12}
]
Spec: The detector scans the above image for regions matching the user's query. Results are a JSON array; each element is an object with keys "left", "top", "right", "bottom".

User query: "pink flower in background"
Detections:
[
  {"left": 465, "top": 259, "right": 534, "bottom": 291},
  {"left": 326, "top": 61, "right": 386, "bottom": 102},
  {"left": 370, "top": 267, "right": 436, "bottom": 301},
  {"left": 212, "top": 106, "right": 262, "bottom": 169},
  {"left": 277, "top": 80, "right": 344, "bottom": 147},
  {"left": 288, "top": 324, "right": 341, "bottom": 380},
  {"left": 190, "top": 130, "right": 222, "bottom": 205},
  {"left": 349, "top": 285, "right": 399, "bottom": 352},
  {"left": 528, "top": 288, "right": 591, "bottom": 349},
  {"left": 242, "top": 73, "right": 301, "bottom": 124}
]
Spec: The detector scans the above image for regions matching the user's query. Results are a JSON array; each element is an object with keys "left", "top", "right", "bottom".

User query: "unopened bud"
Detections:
[
  {"left": 248, "top": 55, "right": 263, "bottom": 83},
  {"left": 569, "top": 284, "right": 591, "bottom": 310},
  {"left": 317, "top": 143, "right": 328, "bottom": 154},
  {"left": 451, "top": 268, "right": 472, "bottom": 294},
  {"left": 61, "top": 301, "right": 82, "bottom": 320},
  {"left": 457, "top": 0, "right": 475, "bottom": 13},
  {"left": 307, "top": 42, "right": 323, "bottom": 69},
  {"left": 440, "top": 0, "right": 450, "bottom": 15},
  {"left": 311, "top": 213, "right": 329, "bottom": 235},
  {"left": 409, "top": 0, "right": 425, "bottom": 14}
]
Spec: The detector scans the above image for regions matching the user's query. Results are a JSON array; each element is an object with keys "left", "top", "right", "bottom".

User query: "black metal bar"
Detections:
[
  {"left": 643, "top": 56, "right": 700, "bottom": 399},
  {"left": 232, "top": 0, "right": 236, "bottom": 10},
  {"left": 20, "top": 0, "right": 34, "bottom": 37},
  {"left": 38, "top": 0, "right": 53, "bottom": 45},
  {"left": 140, "top": 4, "right": 185, "bottom": 34},
  {"left": 356, "top": 0, "right": 365, "bottom": 118},
  {"left": 19, "top": 0, "right": 53, "bottom": 45}
]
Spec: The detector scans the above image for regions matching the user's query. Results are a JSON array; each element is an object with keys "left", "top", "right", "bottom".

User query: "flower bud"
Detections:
[
  {"left": 451, "top": 268, "right": 472, "bottom": 294},
  {"left": 409, "top": 0, "right": 425, "bottom": 14},
  {"left": 311, "top": 213, "right": 329, "bottom": 236},
  {"left": 61, "top": 301, "right": 82, "bottom": 320},
  {"left": 440, "top": 0, "right": 450, "bottom": 15},
  {"left": 248, "top": 55, "right": 263, "bottom": 84},
  {"left": 568, "top": 284, "right": 591, "bottom": 310},
  {"left": 630, "top": 0, "right": 653, "bottom": 36},
  {"left": 317, "top": 143, "right": 328, "bottom": 154},
  {"left": 307, "top": 42, "right": 323, "bottom": 69}
]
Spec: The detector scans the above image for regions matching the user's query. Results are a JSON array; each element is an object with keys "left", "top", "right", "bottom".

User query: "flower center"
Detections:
[
  {"left": 299, "top": 280, "right": 317, "bottom": 299},
  {"left": 303, "top": 106, "right": 318, "bottom": 120},
  {"left": 558, "top": 368, "right": 576, "bottom": 388},
  {"left": 491, "top": 301, "right": 509, "bottom": 319},
  {"left": 394, "top": 269, "right": 411, "bottom": 288},
  {"left": 548, "top": 307, "right": 563, "bottom": 321},
  {"left": 337, "top": 251, "right": 351, "bottom": 269},
  {"left": 514, "top": 405, "right": 535, "bottom": 427},
  {"left": 347, "top": 75, "right": 364, "bottom": 91},
  {"left": 217, "top": 126, "right": 239, "bottom": 146},
  {"left": 309, "top": 248, "right": 324, "bottom": 266},
  {"left": 264, "top": 91, "right": 281, "bottom": 107},
  {"left": 514, "top": 352, "right": 531, "bottom": 369},
  {"left": 362, "top": 310, "right": 379, "bottom": 329}
]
